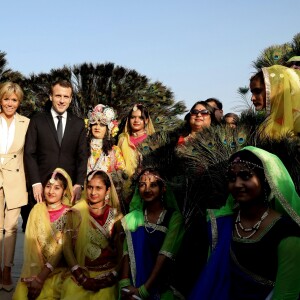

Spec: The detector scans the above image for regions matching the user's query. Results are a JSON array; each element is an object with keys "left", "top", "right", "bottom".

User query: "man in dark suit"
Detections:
[{"left": 24, "top": 79, "right": 88, "bottom": 204}]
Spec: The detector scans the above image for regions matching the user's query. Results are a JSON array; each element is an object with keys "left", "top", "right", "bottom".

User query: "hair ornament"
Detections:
[
  {"left": 229, "top": 157, "right": 264, "bottom": 171},
  {"left": 50, "top": 171, "right": 57, "bottom": 184},
  {"left": 139, "top": 170, "right": 165, "bottom": 184},
  {"left": 88, "top": 104, "right": 119, "bottom": 137},
  {"left": 87, "top": 170, "right": 98, "bottom": 182}
]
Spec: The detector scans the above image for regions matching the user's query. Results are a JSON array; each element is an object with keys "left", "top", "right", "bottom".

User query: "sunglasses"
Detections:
[{"left": 190, "top": 109, "right": 210, "bottom": 116}]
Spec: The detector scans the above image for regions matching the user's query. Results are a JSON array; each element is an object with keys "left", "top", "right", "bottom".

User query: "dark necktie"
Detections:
[{"left": 57, "top": 115, "right": 63, "bottom": 145}]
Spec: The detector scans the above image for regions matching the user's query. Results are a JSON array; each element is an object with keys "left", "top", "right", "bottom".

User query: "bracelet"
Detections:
[
  {"left": 76, "top": 273, "right": 88, "bottom": 285},
  {"left": 71, "top": 264, "right": 80, "bottom": 273},
  {"left": 138, "top": 284, "right": 150, "bottom": 299},
  {"left": 111, "top": 270, "right": 118, "bottom": 278},
  {"left": 119, "top": 278, "right": 131, "bottom": 288},
  {"left": 45, "top": 262, "right": 54, "bottom": 272}
]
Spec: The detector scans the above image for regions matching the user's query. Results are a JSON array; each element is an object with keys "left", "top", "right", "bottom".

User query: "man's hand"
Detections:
[
  {"left": 72, "top": 184, "right": 82, "bottom": 204},
  {"left": 32, "top": 184, "right": 43, "bottom": 203}
]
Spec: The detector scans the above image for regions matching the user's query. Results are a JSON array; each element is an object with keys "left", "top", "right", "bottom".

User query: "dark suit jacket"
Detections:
[{"left": 24, "top": 111, "right": 88, "bottom": 186}]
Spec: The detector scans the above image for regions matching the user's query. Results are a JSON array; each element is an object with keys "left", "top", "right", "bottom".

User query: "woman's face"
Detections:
[
  {"left": 129, "top": 109, "right": 147, "bottom": 133},
  {"left": 91, "top": 123, "right": 107, "bottom": 139},
  {"left": 44, "top": 179, "right": 65, "bottom": 205},
  {"left": 0, "top": 92, "right": 20, "bottom": 119},
  {"left": 87, "top": 177, "right": 110, "bottom": 205},
  {"left": 189, "top": 104, "right": 211, "bottom": 133},
  {"left": 227, "top": 164, "right": 263, "bottom": 203},
  {"left": 139, "top": 173, "right": 164, "bottom": 203},
  {"left": 250, "top": 77, "right": 266, "bottom": 111}
]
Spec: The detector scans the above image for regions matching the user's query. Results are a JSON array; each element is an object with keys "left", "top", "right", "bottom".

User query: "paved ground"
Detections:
[{"left": 0, "top": 216, "right": 24, "bottom": 300}]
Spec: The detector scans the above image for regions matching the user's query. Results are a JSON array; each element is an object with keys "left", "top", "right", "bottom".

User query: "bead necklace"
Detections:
[
  {"left": 144, "top": 209, "right": 165, "bottom": 234},
  {"left": 89, "top": 203, "right": 107, "bottom": 211},
  {"left": 235, "top": 208, "right": 269, "bottom": 239}
]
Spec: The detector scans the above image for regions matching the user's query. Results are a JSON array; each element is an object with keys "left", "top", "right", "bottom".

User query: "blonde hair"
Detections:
[{"left": 0, "top": 81, "right": 24, "bottom": 103}]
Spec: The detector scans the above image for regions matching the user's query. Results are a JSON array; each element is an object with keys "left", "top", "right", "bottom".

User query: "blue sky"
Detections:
[{"left": 2, "top": 0, "right": 299, "bottom": 115}]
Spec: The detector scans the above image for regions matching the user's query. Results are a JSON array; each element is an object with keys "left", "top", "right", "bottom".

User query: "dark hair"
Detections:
[
  {"left": 87, "top": 123, "right": 115, "bottom": 155},
  {"left": 137, "top": 167, "right": 165, "bottom": 190},
  {"left": 126, "top": 104, "right": 150, "bottom": 134},
  {"left": 43, "top": 172, "right": 68, "bottom": 190},
  {"left": 86, "top": 170, "right": 111, "bottom": 189},
  {"left": 250, "top": 70, "right": 264, "bottom": 85},
  {"left": 224, "top": 112, "right": 239, "bottom": 124},
  {"left": 182, "top": 101, "right": 217, "bottom": 136},
  {"left": 206, "top": 98, "right": 223, "bottom": 110},
  {"left": 50, "top": 79, "right": 73, "bottom": 95}
]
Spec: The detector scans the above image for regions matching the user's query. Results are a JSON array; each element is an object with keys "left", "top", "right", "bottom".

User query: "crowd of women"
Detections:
[{"left": 0, "top": 62, "right": 299, "bottom": 300}]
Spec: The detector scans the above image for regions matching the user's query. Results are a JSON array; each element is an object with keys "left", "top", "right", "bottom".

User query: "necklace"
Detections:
[
  {"left": 47, "top": 202, "right": 62, "bottom": 209},
  {"left": 132, "top": 130, "right": 146, "bottom": 137},
  {"left": 89, "top": 203, "right": 107, "bottom": 210},
  {"left": 235, "top": 208, "right": 269, "bottom": 239},
  {"left": 144, "top": 209, "right": 165, "bottom": 234}
]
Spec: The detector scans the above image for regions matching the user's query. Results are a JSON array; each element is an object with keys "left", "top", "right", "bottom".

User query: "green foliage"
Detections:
[
  {"left": 0, "top": 51, "right": 24, "bottom": 83},
  {"left": 252, "top": 43, "right": 292, "bottom": 70},
  {"left": 0, "top": 53, "right": 187, "bottom": 130},
  {"left": 252, "top": 32, "right": 300, "bottom": 69}
]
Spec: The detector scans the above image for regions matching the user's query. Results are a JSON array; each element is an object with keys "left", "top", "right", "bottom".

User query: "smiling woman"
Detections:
[
  {"left": 61, "top": 170, "right": 124, "bottom": 300},
  {"left": 177, "top": 100, "right": 217, "bottom": 145},
  {"left": 189, "top": 146, "right": 300, "bottom": 300},
  {"left": 0, "top": 82, "right": 29, "bottom": 292},
  {"left": 120, "top": 168, "right": 185, "bottom": 300},
  {"left": 117, "top": 104, "right": 155, "bottom": 203}
]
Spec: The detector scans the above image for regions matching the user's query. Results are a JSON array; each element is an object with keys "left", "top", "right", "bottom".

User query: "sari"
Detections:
[
  {"left": 13, "top": 167, "right": 73, "bottom": 300},
  {"left": 13, "top": 203, "right": 70, "bottom": 300},
  {"left": 259, "top": 65, "right": 300, "bottom": 138},
  {"left": 117, "top": 117, "right": 155, "bottom": 200},
  {"left": 189, "top": 146, "right": 300, "bottom": 300},
  {"left": 61, "top": 175, "right": 123, "bottom": 300},
  {"left": 121, "top": 186, "right": 185, "bottom": 299}
]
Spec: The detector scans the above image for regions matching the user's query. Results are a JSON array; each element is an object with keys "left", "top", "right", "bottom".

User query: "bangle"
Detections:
[
  {"left": 76, "top": 273, "right": 87, "bottom": 285},
  {"left": 119, "top": 278, "right": 131, "bottom": 288},
  {"left": 111, "top": 270, "right": 118, "bottom": 278},
  {"left": 138, "top": 285, "right": 150, "bottom": 299},
  {"left": 71, "top": 264, "right": 80, "bottom": 273},
  {"left": 45, "top": 262, "right": 54, "bottom": 272}
]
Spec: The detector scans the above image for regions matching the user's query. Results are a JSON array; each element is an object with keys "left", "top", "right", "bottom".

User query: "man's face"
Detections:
[
  {"left": 50, "top": 84, "right": 72, "bottom": 114},
  {"left": 250, "top": 78, "right": 266, "bottom": 111},
  {"left": 207, "top": 101, "right": 223, "bottom": 123}
]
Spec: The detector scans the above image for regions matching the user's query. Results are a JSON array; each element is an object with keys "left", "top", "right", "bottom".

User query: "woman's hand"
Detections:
[
  {"left": 26, "top": 277, "right": 44, "bottom": 300},
  {"left": 120, "top": 285, "right": 141, "bottom": 299},
  {"left": 82, "top": 274, "right": 117, "bottom": 291}
]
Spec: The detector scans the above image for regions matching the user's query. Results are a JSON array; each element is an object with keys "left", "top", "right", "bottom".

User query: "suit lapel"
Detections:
[
  {"left": 45, "top": 112, "right": 60, "bottom": 145},
  {"left": 7, "top": 113, "right": 27, "bottom": 153}
]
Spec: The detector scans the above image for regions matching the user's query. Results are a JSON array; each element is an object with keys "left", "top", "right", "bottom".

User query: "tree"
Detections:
[
  {"left": 19, "top": 62, "right": 187, "bottom": 131},
  {"left": 252, "top": 32, "right": 300, "bottom": 70},
  {"left": 0, "top": 51, "right": 23, "bottom": 83}
]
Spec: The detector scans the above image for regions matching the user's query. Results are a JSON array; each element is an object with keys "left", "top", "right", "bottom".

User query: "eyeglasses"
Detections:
[{"left": 190, "top": 109, "right": 210, "bottom": 116}]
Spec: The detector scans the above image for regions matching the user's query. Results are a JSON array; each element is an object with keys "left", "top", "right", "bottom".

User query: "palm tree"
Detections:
[{"left": 0, "top": 51, "right": 23, "bottom": 83}]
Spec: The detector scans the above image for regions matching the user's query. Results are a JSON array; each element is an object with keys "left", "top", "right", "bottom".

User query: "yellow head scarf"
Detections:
[{"left": 260, "top": 65, "right": 300, "bottom": 138}]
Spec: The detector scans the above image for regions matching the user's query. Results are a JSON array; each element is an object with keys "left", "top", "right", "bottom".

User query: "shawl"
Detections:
[
  {"left": 71, "top": 172, "right": 122, "bottom": 266},
  {"left": 260, "top": 65, "right": 300, "bottom": 138},
  {"left": 189, "top": 146, "right": 300, "bottom": 299}
]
